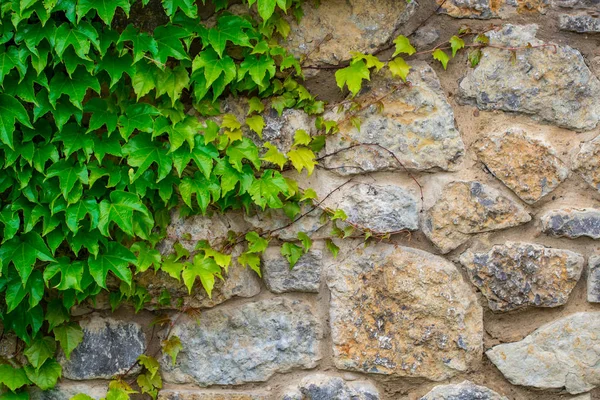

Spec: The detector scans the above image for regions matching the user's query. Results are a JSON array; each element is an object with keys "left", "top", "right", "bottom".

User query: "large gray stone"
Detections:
[
  {"left": 459, "top": 24, "right": 600, "bottom": 131},
  {"left": 158, "top": 389, "right": 268, "bottom": 400},
  {"left": 323, "top": 182, "right": 419, "bottom": 234},
  {"left": 282, "top": 374, "right": 380, "bottom": 400},
  {"left": 541, "top": 208, "right": 600, "bottom": 239},
  {"left": 574, "top": 135, "right": 600, "bottom": 192},
  {"left": 422, "top": 181, "right": 531, "bottom": 254},
  {"left": 460, "top": 242, "right": 584, "bottom": 312},
  {"left": 473, "top": 127, "right": 569, "bottom": 204},
  {"left": 487, "top": 312, "right": 600, "bottom": 394},
  {"left": 161, "top": 298, "right": 321, "bottom": 386},
  {"left": 29, "top": 382, "right": 107, "bottom": 400},
  {"left": 284, "top": 0, "right": 417, "bottom": 65},
  {"left": 262, "top": 247, "right": 322, "bottom": 293},
  {"left": 244, "top": 205, "right": 326, "bottom": 241},
  {"left": 559, "top": 14, "right": 600, "bottom": 33},
  {"left": 552, "top": 0, "right": 600, "bottom": 8},
  {"left": 588, "top": 255, "right": 600, "bottom": 303},
  {"left": 60, "top": 316, "right": 145, "bottom": 380},
  {"left": 323, "top": 64, "right": 464, "bottom": 174},
  {"left": 327, "top": 243, "right": 483, "bottom": 381},
  {"left": 419, "top": 381, "right": 508, "bottom": 400},
  {"left": 436, "top": 0, "right": 547, "bottom": 19}
]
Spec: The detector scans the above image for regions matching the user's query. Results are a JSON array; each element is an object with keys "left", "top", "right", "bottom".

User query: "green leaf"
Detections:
[
  {"left": 281, "top": 242, "right": 303, "bottom": 268},
  {"left": 53, "top": 22, "right": 99, "bottom": 60},
  {"left": 155, "top": 65, "right": 190, "bottom": 107},
  {"left": 261, "top": 142, "right": 287, "bottom": 170},
  {"left": 162, "top": 0, "right": 197, "bottom": 18},
  {"left": 117, "top": 25, "right": 158, "bottom": 64},
  {"left": 325, "top": 238, "right": 339, "bottom": 258},
  {"left": 246, "top": 115, "right": 265, "bottom": 138},
  {"left": 53, "top": 123, "right": 94, "bottom": 159},
  {"left": 84, "top": 98, "right": 118, "bottom": 134},
  {"left": 96, "top": 53, "right": 134, "bottom": 88},
  {"left": 0, "top": 94, "right": 33, "bottom": 150},
  {"left": 238, "top": 251, "right": 261, "bottom": 276},
  {"left": 331, "top": 209, "right": 348, "bottom": 221},
  {"left": 449, "top": 35, "right": 465, "bottom": 57},
  {"left": 297, "top": 232, "right": 312, "bottom": 253},
  {"left": 24, "top": 359, "right": 61, "bottom": 390},
  {"left": 122, "top": 133, "right": 172, "bottom": 182},
  {"left": 207, "top": 15, "right": 253, "bottom": 57},
  {"left": 48, "top": 67, "right": 100, "bottom": 110},
  {"left": 0, "top": 391, "right": 29, "bottom": 400},
  {"left": 179, "top": 173, "right": 220, "bottom": 213},
  {"left": 334, "top": 60, "right": 370, "bottom": 97},
  {"left": 118, "top": 103, "right": 161, "bottom": 140},
  {"left": 432, "top": 49, "right": 450, "bottom": 70},
  {"left": 392, "top": 35, "right": 416, "bottom": 57},
  {"left": 182, "top": 254, "right": 221, "bottom": 297},
  {"left": 138, "top": 354, "right": 160, "bottom": 379},
  {"left": 256, "top": 0, "right": 276, "bottom": 21},
  {"left": 468, "top": 48, "right": 482, "bottom": 67},
  {"left": 0, "top": 46, "right": 29, "bottom": 85},
  {"left": 247, "top": 97, "right": 264, "bottom": 115},
  {"left": 77, "top": 0, "right": 130, "bottom": 24},
  {"left": 153, "top": 25, "right": 190, "bottom": 64},
  {"left": 88, "top": 242, "right": 136, "bottom": 288},
  {"left": 131, "top": 242, "right": 161, "bottom": 273},
  {"left": 248, "top": 169, "right": 288, "bottom": 209},
  {"left": 226, "top": 138, "right": 260, "bottom": 172},
  {"left": 238, "top": 54, "right": 276, "bottom": 88},
  {"left": 293, "top": 129, "right": 311, "bottom": 146},
  {"left": 43, "top": 257, "right": 85, "bottom": 291},
  {"left": 98, "top": 190, "right": 150, "bottom": 238},
  {"left": 132, "top": 61, "right": 158, "bottom": 100},
  {"left": 24, "top": 336, "right": 56, "bottom": 370},
  {"left": 388, "top": 57, "right": 411, "bottom": 82},
  {"left": 0, "top": 365, "right": 30, "bottom": 391},
  {"left": 245, "top": 231, "right": 269, "bottom": 253},
  {"left": 287, "top": 146, "right": 316, "bottom": 175},
  {"left": 350, "top": 52, "right": 384, "bottom": 72},
  {"left": 161, "top": 335, "right": 182, "bottom": 365},
  {"left": 45, "top": 159, "right": 88, "bottom": 200}
]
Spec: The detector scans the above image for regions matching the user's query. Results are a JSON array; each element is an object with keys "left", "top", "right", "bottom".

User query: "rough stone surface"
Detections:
[
  {"left": 244, "top": 205, "right": 325, "bottom": 241},
  {"left": 553, "top": 0, "right": 600, "bottom": 8},
  {"left": 282, "top": 374, "right": 380, "bottom": 400},
  {"left": 158, "top": 390, "right": 268, "bottom": 400},
  {"left": 60, "top": 316, "right": 145, "bottom": 380},
  {"left": 161, "top": 298, "right": 321, "bottom": 386},
  {"left": 29, "top": 382, "right": 108, "bottom": 400},
  {"left": 262, "top": 247, "right": 322, "bottom": 293},
  {"left": 420, "top": 381, "right": 509, "bottom": 400},
  {"left": 574, "top": 135, "right": 600, "bottom": 192},
  {"left": 327, "top": 243, "right": 483, "bottom": 381},
  {"left": 422, "top": 181, "right": 531, "bottom": 254},
  {"left": 487, "top": 312, "right": 600, "bottom": 394},
  {"left": 284, "top": 0, "right": 417, "bottom": 65},
  {"left": 559, "top": 14, "right": 600, "bottom": 32},
  {"left": 587, "top": 255, "right": 600, "bottom": 303},
  {"left": 323, "top": 182, "right": 419, "bottom": 234},
  {"left": 410, "top": 26, "right": 441, "bottom": 50},
  {"left": 473, "top": 128, "right": 569, "bottom": 204},
  {"left": 135, "top": 261, "right": 261, "bottom": 309},
  {"left": 460, "top": 242, "right": 584, "bottom": 312},
  {"left": 541, "top": 208, "right": 600, "bottom": 239},
  {"left": 437, "top": 0, "right": 547, "bottom": 19},
  {"left": 459, "top": 24, "right": 600, "bottom": 131},
  {"left": 323, "top": 64, "right": 464, "bottom": 174}
]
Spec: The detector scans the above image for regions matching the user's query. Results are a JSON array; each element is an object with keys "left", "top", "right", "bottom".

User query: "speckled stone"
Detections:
[
  {"left": 459, "top": 24, "right": 600, "bottom": 131},
  {"left": 158, "top": 389, "right": 268, "bottom": 400},
  {"left": 244, "top": 205, "right": 325, "bottom": 241},
  {"left": 574, "top": 135, "right": 600, "bottom": 192},
  {"left": 588, "top": 255, "right": 600, "bottom": 303},
  {"left": 559, "top": 14, "right": 600, "bottom": 32},
  {"left": 29, "top": 381, "right": 108, "bottom": 400},
  {"left": 541, "top": 208, "right": 600, "bottom": 239},
  {"left": 282, "top": 374, "right": 380, "bottom": 400},
  {"left": 327, "top": 242, "right": 483, "bottom": 380},
  {"left": 436, "top": 0, "right": 547, "bottom": 19},
  {"left": 422, "top": 181, "right": 531, "bottom": 254},
  {"left": 460, "top": 242, "right": 584, "bottom": 312},
  {"left": 59, "top": 316, "right": 145, "bottom": 380},
  {"left": 487, "top": 312, "right": 600, "bottom": 394},
  {"left": 420, "top": 381, "right": 508, "bottom": 400},
  {"left": 160, "top": 298, "right": 321, "bottom": 386},
  {"left": 473, "top": 127, "right": 569, "bottom": 204},
  {"left": 262, "top": 247, "right": 322, "bottom": 293},
  {"left": 323, "top": 63, "right": 465, "bottom": 174},
  {"left": 552, "top": 0, "right": 600, "bottom": 8}
]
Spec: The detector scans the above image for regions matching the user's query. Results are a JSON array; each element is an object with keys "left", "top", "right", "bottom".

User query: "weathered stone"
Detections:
[
  {"left": 323, "top": 64, "right": 464, "bottom": 174},
  {"left": 559, "top": 14, "right": 600, "bottom": 32},
  {"left": 135, "top": 261, "right": 261, "bottom": 309},
  {"left": 29, "top": 382, "right": 107, "bottom": 400},
  {"left": 552, "top": 0, "right": 600, "bottom": 8},
  {"left": 327, "top": 243, "right": 483, "bottom": 381},
  {"left": 244, "top": 205, "right": 326, "bottom": 241},
  {"left": 284, "top": 0, "right": 417, "bottom": 65},
  {"left": 459, "top": 24, "right": 600, "bottom": 131},
  {"left": 262, "top": 247, "right": 322, "bottom": 293},
  {"left": 282, "top": 374, "right": 380, "bottom": 400},
  {"left": 420, "top": 381, "right": 508, "bottom": 400},
  {"left": 460, "top": 242, "right": 584, "bottom": 312},
  {"left": 487, "top": 312, "right": 600, "bottom": 394},
  {"left": 323, "top": 182, "right": 419, "bottom": 234},
  {"left": 587, "top": 255, "right": 600, "bottom": 303},
  {"left": 410, "top": 26, "right": 441, "bottom": 50},
  {"left": 541, "top": 208, "right": 600, "bottom": 239},
  {"left": 158, "top": 389, "right": 268, "bottom": 400},
  {"left": 161, "top": 298, "right": 321, "bottom": 386},
  {"left": 60, "top": 316, "right": 145, "bottom": 380},
  {"left": 574, "top": 135, "right": 600, "bottom": 192},
  {"left": 436, "top": 0, "right": 547, "bottom": 19},
  {"left": 422, "top": 181, "right": 531, "bottom": 254},
  {"left": 474, "top": 127, "right": 569, "bottom": 204}
]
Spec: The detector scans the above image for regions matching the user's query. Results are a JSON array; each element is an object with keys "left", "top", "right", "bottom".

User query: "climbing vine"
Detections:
[{"left": 0, "top": 0, "right": 549, "bottom": 397}]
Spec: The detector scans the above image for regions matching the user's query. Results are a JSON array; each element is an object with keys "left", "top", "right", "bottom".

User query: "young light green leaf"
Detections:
[
  {"left": 246, "top": 115, "right": 265, "bottom": 138},
  {"left": 449, "top": 35, "right": 465, "bottom": 57},
  {"left": 182, "top": 254, "right": 221, "bottom": 297},
  {"left": 23, "top": 359, "right": 61, "bottom": 391},
  {"left": 432, "top": 49, "right": 450, "bottom": 70},
  {"left": 334, "top": 60, "right": 370, "bottom": 97},
  {"left": 53, "top": 323, "right": 84, "bottom": 360},
  {"left": 325, "top": 238, "right": 339, "bottom": 258},
  {"left": 261, "top": 142, "right": 287, "bottom": 170},
  {"left": 388, "top": 57, "right": 411, "bottom": 82},
  {"left": 0, "top": 365, "right": 31, "bottom": 391},
  {"left": 297, "top": 232, "right": 312, "bottom": 253},
  {"left": 161, "top": 335, "right": 182, "bottom": 366},
  {"left": 287, "top": 146, "right": 316, "bottom": 175},
  {"left": 281, "top": 242, "right": 303, "bottom": 268},
  {"left": 392, "top": 35, "right": 416, "bottom": 57}
]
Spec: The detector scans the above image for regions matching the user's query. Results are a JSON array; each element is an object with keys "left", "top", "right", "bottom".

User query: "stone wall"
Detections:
[{"left": 28, "top": 1, "right": 600, "bottom": 399}]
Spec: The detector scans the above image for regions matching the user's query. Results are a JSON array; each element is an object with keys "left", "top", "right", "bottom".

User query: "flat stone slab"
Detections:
[
  {"left": 29, "top": 381, "right": 107, "bottom": 400},
  {"left": 158, "top": 390, "right": 268, "bottom": 400},
  {"left": 460, "top": 242, "right": 584, "bottom": 312},
  {"left": 541, "top": 208, "right": 600, "bottom": 239},
  {"left": 60, "top": 316, "right": 145, "bottom": 380},
  {"left": 327, "top": 243, "right": 483, "bottom": 381},
  {"left": 436, "top": 0, "right": 547, "bottom": 19},
  {"left": 422, "top": 181, "right": 531, "bottom": 254},
  {"left": 574, "top": 135, "right": 600, "bottom": 192},
  {"left": 487, "top": 312, "right": 600, "bottom": 394},
  {"left": 459, "top": 24, "right": 600, "bottom": 131},
  {"left": 559, "top": 14, "right": 600, "bottom": 33},
  {"left": 161, "top": 298, "right": 321, "bottom": 386},
  {"left": 473, "top": 127, "right": 569, "bottom": 204},
  {"left": 262, "top": 247, "right": 322, "bottom": 293},
  {"left": 323, "top": 63, "right": 464, "bottom": 174},
  {"left": 282, "top": 374, "right": 380, "bottom": 400},
  {"left": 420, "top": 380, "right": 508, "bottom": 400},
  {"left": 588, "top": 255, "right": 600, "bottom": 303}
]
